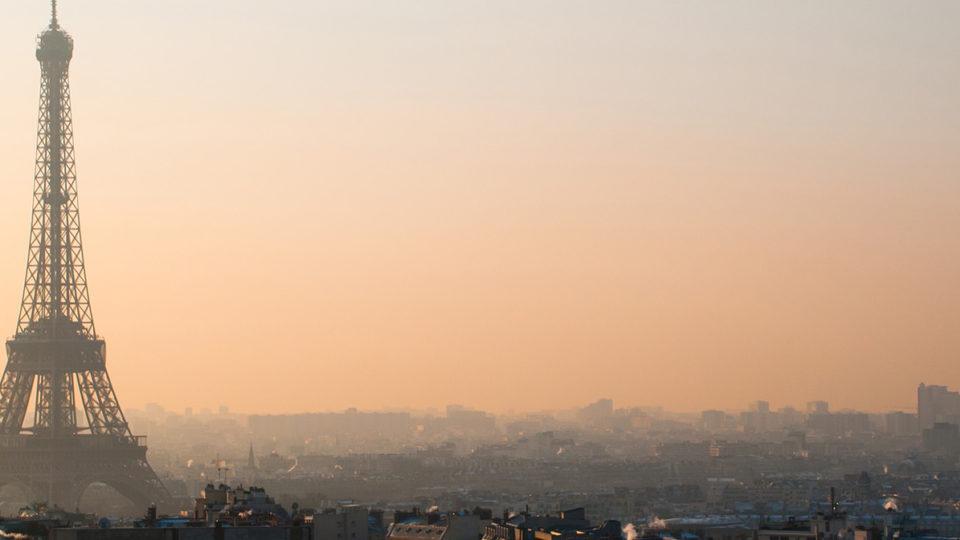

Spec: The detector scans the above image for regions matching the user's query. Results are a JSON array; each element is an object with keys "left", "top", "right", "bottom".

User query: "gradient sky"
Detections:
[{"left": 0, "top": 1, "right": 958, "bottom": 415}]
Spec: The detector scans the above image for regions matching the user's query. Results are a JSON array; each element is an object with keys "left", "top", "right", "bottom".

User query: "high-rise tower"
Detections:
[{"left": 0, "top": 1, "right": 169, "bottom": 509}]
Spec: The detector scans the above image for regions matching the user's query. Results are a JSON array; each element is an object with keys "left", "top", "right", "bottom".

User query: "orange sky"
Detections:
[{"left": 0, "top": 1, "right": 958, "bottom": 414}]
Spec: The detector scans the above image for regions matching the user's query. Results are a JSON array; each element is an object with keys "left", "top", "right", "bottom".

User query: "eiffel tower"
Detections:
[{"left": 0, "top": 1, "right": 169, "bottom": 509}]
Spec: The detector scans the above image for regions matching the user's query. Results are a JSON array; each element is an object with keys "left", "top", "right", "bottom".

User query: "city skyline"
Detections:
[
  {"left": 136, "top": 389, "right": 930, "bottom": 417},
  {"left": 0, "top": 1, "right": 958, "bottom": 415}
]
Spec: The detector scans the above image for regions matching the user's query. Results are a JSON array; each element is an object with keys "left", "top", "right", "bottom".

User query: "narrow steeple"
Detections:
[{"left": 51, "top": 0, "right": 59, "bottom": 29}]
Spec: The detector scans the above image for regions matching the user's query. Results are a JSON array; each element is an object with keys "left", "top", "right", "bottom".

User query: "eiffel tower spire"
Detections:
[{"left": 0, "top": 3, "right": 169, "bottom": 510}]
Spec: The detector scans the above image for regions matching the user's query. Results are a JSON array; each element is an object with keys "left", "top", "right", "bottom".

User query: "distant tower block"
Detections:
[{"left": 0, "top": 2, "right": 169, "bottom": 509}]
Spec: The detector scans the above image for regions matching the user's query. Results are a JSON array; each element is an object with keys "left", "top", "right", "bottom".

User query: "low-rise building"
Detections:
[{"left": 314, "top": 505, "right": 372, "bottom": 540}]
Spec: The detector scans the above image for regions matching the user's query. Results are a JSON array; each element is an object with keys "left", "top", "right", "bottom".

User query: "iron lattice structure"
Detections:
[{"left": 0, "top": 2, "right": 169, "bottom": 509}]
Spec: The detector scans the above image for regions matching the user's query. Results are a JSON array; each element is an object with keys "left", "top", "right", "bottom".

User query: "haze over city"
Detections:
[
  {"left": 0, "top": 1, "right": 958, "bottom": 416},
  {"left": 5, "top": 0, "right": 960, "bottom": 532}
]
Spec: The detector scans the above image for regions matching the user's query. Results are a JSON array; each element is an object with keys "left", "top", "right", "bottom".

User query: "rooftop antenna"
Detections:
[{"left": 51, "top": 0, "right": 59, "bottom": 28}]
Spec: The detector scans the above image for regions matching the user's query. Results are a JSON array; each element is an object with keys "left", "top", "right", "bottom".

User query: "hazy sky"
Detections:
[{"left": 0, "top": 1, "right": 958, "bottom": 415}]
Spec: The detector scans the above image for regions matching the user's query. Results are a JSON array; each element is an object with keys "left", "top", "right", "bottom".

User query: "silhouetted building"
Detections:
[
  {"left": 53, "top": 528, "right": 310, "bottom": 540},
  {"left": 389, "top": 514, "right": 483, "bottom": 540},
  {"left": 884, "top": 412, "right": 918, "bottom": 437},
  {"left": 922, "top": 422, "right": 960, "bottom": 454},
  {"left": 917, "top": 383, "right": 960, "bottom": 430},
  {"left": 578, "top": 399, "right": 614, "bottom": 424},
  {"left": 194, "top": 484, "right": 288, "bottom": 525},
  {"left": 314, "top": 505, "right": 372, "bottom": 540},
  {"left": 446, "top": 405, "right": 497, "bottom": 434},
  {"left": 483, "top": 508, "right": 618, "bottom": 540},
  {"left": 806, "top": 412, "right": 869, "bottom": 436},
  {"left": 701, "top": 410, "right": 728, "bottom": 432}
]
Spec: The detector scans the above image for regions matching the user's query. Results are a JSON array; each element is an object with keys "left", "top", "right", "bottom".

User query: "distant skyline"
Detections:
[
  {"left": 135, "top": 395, "right": 922, "bottom": 417},
  {"left": 0, "top": 1, "right": 958, "bottom": 414}
]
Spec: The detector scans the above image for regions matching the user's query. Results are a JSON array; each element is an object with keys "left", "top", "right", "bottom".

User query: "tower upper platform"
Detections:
[{"left": 36, "top": 2, "right": 73, "bottom": 63}]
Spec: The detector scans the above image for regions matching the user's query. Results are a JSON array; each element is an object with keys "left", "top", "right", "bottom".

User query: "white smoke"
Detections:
[
  {"left": 648, "top": 517, "right": 668, "bottom": 530},
  {"left": 622, "top": 523, "right": 638, "bottom": 540}
]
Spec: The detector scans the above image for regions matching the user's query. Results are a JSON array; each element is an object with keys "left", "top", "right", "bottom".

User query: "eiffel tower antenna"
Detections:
[{"left": 0, "top": 5, "right": 169, "bottom": 510}]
